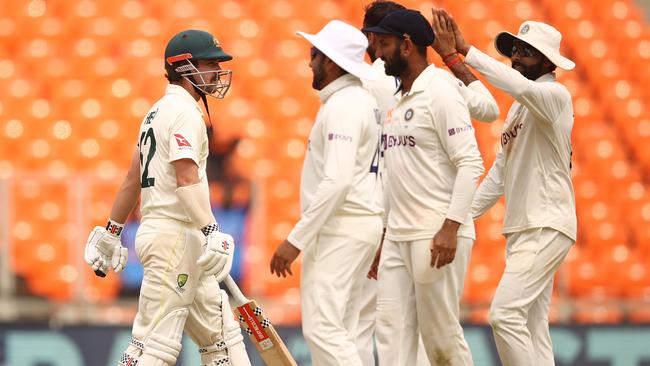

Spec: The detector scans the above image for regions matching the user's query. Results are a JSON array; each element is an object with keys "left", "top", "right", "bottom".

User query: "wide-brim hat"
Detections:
[
  {"left": 495, "top": 21, "right": 575, "bottom": 71},
  {"left": 297, "top": 20, "right": 376, "bottom": 81}
]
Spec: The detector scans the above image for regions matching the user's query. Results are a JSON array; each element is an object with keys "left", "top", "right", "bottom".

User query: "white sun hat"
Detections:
[
  {"left": 296, "top": 20, "right": 377, "bottom": 81},
  {"left": 495, "top": 21, "right": 575, "bottom": 71}
]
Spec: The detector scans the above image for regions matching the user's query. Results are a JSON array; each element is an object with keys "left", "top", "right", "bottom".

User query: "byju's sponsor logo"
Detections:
[
  {"left": 382, "top": 134, "right": 416, "bottom": 149},
  {"left": 448, "top": 125, "right": 474, "bottom": 136},
  {"left": 328, "top": 133, "right": 353, "bottom": 142},
  {"left": 501, "top": 122, "right": 524, "bottom": 146}
]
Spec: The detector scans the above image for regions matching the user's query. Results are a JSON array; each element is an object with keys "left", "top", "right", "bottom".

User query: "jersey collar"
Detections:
[
  {"left": 318, "top": 74, "right": 361, "bottom": 103},
  {"left": 536, "top": 72, "right": 556, "bottom": 82},
  {"left": 399, "top": 63, "right": 438, "bottom": 97},
  {"left": 165, "top": 84, "right": 204, "bottom": 114}
]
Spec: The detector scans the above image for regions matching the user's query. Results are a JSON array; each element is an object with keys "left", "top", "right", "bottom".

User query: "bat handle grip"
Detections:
[{"left": 223, "top": 275, "right": 251, "bottom": 304}]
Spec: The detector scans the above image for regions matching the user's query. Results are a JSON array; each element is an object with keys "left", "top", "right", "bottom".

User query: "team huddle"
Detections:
[{"left": 83, "top": 1, "right": 576, "bottom": 365}]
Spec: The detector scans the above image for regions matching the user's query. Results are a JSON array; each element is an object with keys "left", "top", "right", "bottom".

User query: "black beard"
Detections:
[
  {"left": 383, "top": 47, "right": 408, "bottom": 77},
  {"left": 366, "top": 46, "right": 377, "bottom": 63},
  {"left": 204, "top": 84, "right": 218, "bottom": 94},
  {"left": 512, "top": 61, "right": 545, "bottom": 80},
  {"left": 312, "top": 61, "right": 325, "bottom": 90}
]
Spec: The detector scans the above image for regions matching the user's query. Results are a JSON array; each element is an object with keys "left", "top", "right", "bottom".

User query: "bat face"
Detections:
[
  {"left": 238, "top": 302, "right": 274, "bottom": 350},
  {"left": 233, "top": 300, "right": 298, "bottom": 366}
]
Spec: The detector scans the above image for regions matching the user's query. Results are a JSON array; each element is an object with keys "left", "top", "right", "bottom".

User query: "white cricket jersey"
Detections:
[
  {"left": 363, "top": 59, "right": 400, "bottom": 226},
  {"left": 363, "top": 59, "right": 498, "bottom": 229},
  {"left": 383, "top": 64, "right": 485, "bottom": 241},
  {"left": 287, "top": 74, "right": 383, "bottom": 250},
  {"left": 364, "top": 59, "right": 400, "bottom": 124},
  {"left": 466, "top": 46, "right": 577, "bottom": 241},
  {"left": 364, "top": 59, "right": 499, "bottom": 123},
  {"left": 137, "top": 84, "right": 210, "bottom": 223},
  {"left": 431, "top": 68, "right": 500, "bottom": 123}
]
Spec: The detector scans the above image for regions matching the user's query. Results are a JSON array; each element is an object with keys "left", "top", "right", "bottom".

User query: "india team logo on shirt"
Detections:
[
  {"left": 404, "top": 108, "right": 414, "bottom": 121},
  {"left": 174, "top": 134, "right": 192, "bottom": 148}
]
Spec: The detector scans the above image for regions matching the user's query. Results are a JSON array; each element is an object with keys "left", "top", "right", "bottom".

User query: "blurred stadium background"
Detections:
[{"left": 1, "top": 0, "right": 649, "bottom": 365}]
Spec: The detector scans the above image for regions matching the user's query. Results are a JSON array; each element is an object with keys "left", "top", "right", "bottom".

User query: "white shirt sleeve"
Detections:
[
  {"left": 168, "top": 110, "right": 203, "bottom": 165},
  {"left": 464, "top": 46, "right": 571, "bottom": 126},
  {"left": 471, "top": 146, "right": 505, "bottom": 219},
  {"left": 430, "top": 89, "right": 485, "bottom": 224},
  {"left": 463, "top": 80, "right": 500, "bottom": 122},
  {"left": 287, "top": 102, "right": 366, "bottom": 250}
]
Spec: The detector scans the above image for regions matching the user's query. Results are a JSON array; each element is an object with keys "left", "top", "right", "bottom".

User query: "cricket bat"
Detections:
[{"left": 224, "top": 276, "right": 298, "bottom": 366}]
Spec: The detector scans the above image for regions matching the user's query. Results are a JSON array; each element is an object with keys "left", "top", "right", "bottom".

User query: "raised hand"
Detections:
[
  {"left": 440, "top": 9, "right": 471, "bottom": 55},
  {"left": 431, "top": 8, "right": 458, "bottom": 58}
]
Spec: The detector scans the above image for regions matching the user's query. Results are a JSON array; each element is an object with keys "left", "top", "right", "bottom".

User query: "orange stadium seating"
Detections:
[{"left": 1, "top": 0, "right": 649, "bottom": 323}]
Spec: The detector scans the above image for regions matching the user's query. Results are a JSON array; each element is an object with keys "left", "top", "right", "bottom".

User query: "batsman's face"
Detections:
[
  {"left": 309, "top": 47, "right": 326, "bottom": 90},
  {"left": 375, "top": 34, "right": 407, "bottom": 77},
  {"left": 196, "top": 59, "right": 222, "bottom": 93},
  {"left": 510, "top": 40, "right": 545, "bottom": 80}
]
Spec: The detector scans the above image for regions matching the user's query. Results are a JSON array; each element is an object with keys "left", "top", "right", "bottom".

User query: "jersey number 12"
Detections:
[{"left": 139, "top": 127, "right": 156, "bottom": 188}]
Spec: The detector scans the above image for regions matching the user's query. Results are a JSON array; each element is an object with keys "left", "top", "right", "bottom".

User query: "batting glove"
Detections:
[
  {"left": 84, "top": 220, "right": 128, "bottom": 277},
  {"left": 197, "top": 223, "right": 235, "bottom": 281}
]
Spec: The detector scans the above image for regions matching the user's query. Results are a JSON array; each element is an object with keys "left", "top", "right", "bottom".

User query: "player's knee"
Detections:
[
  {"left": 142, "top": 333, "right": 182, "bottom": 365},
  {"left": 301, "top": 320, "right": 320, "bottom": 344},
  {"left": 488, "top": 305, "right": 503, "bottom": 328},
  {"left": 375, "top": 297, "right": 401, "bottom": 327},
  {"left": 199, "top": 339, "right": 250, "bottom": 366},
  {"left": 302, "top": 317, "right": 335, "bottom": 346},
  {"left": 141, "top": 307, "right": 188, "bottom": 365},
  {"left": 488, "top": 304, "right": 520, "bottom": 331}
]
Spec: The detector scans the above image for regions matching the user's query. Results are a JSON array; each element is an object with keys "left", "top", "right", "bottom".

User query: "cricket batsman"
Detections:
[{"left": 83, "top": 29, "right": 251, "bottom": 366}]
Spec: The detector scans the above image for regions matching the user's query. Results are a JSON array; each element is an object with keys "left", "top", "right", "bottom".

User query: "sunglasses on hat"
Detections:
[{"left": 511, "top": 44, "right": 536, "bottom": 57}]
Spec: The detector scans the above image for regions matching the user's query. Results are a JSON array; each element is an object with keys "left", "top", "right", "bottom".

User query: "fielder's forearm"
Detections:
[
  {"left": 471, "top": 150, "right": 505, "bottom": 219},
  {"left": 109, "top": 149, "right": 141, "bottom": 224},
  {"left": 447, "top": 60, "right": 478, "bottom": 86},
  {"left": 464, "top": 81, "right": 500, "bottom": 122},
  {"left": 445, "top": 165, "right": 481, "bottom": 224}
]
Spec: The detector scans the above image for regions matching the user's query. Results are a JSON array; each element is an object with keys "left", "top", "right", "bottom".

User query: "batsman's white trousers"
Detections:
[
  {"left": 376, "top": 237, "right": 474, "bottom": 366},
  {"left": 128, "top": 218, "right": 233, "bottom": 364},
  {"left": 489, "top": 227, "right": 573, "bottom": 366},
  {"left": 301, "top": 216, "right": 383, "bottom": 366}
]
